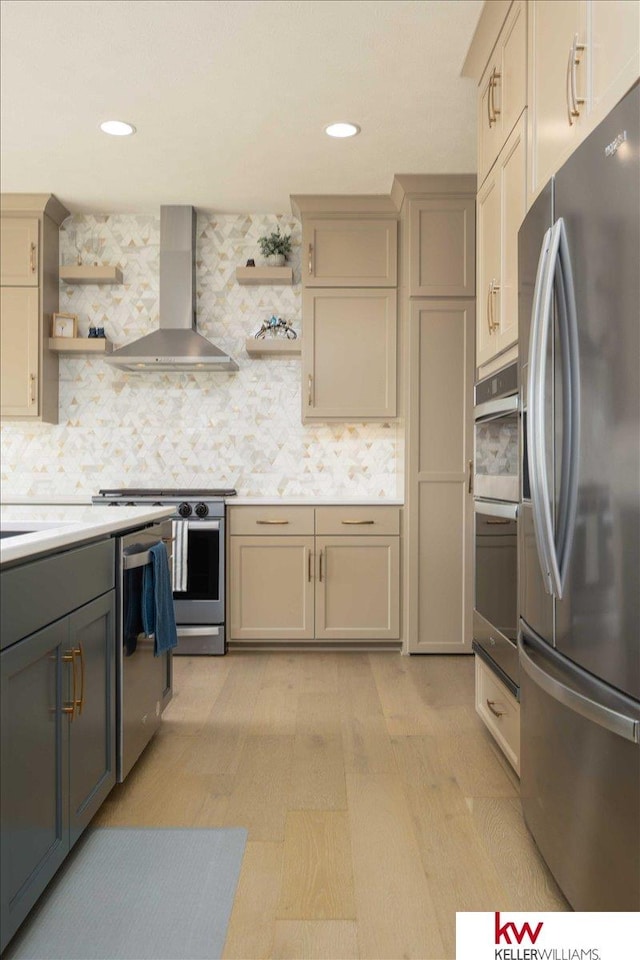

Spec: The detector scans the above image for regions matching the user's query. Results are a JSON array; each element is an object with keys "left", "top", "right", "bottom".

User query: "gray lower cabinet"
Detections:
[{"left": 0, "top": 542, "right": 115, "bottom": 953}]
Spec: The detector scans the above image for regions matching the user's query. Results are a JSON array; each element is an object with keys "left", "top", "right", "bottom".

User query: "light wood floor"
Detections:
[{"left": 94, "top": 652, "right": 568, "bottom": 959}]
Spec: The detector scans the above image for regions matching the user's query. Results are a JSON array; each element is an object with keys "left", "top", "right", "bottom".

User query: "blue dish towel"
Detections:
[{"left": 142, "top": 541, "right": 178, "bottom": 656}]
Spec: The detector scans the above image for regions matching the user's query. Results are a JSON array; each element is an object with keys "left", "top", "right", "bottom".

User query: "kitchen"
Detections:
[{"left": 1, "top": 2, "right": 639, "bottom": 959}]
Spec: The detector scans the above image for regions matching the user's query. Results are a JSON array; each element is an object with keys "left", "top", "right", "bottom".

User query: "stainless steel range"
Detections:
[{"left": 93, "top": 488, "right": 236, "bottom": 654}]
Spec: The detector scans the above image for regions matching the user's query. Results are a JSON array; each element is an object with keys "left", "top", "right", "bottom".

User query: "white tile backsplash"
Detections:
[{"left": 0, "top": 213, "right": 403, "bottom": 500}]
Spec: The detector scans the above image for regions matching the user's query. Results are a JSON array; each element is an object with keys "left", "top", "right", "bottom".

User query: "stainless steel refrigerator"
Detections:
[{"left": 518, "top": 83, "right": 640, "bottom": 911}]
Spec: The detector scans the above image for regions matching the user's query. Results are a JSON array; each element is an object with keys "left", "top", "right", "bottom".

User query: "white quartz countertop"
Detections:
[
  {"left": 0, "top": 505, "right": 174, "bottom": 567},
  {"left": 229, "top": 498, "right": 404, "bottom": 506}
]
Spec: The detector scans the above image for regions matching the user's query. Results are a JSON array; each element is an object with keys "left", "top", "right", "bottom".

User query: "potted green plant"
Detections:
[{"left": 257, "top": 227, "right": 292, "bottom": 267}]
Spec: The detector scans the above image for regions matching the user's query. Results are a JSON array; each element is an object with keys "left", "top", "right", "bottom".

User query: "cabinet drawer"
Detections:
[
  {"left": 228, "top": 506, "right": 315, "bottom": 536},
  {"left": 315, "top": 505, "right": 400, "bottom": 536},
  {"left": 475, "top": 655, "right": 520, "bottom": 774}
]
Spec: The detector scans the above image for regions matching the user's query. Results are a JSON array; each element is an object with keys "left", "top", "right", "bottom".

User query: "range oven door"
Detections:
[
  {"left": 473, "top": 500, "right": 519, "bottom": 698},
  {"left": 172, "top": 517, "right": 225, "bottom": 626}
]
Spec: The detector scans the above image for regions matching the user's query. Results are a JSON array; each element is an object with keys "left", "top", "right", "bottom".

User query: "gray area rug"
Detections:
[{"left": 5, "top": 827, "right": 248, "bottom": 960}]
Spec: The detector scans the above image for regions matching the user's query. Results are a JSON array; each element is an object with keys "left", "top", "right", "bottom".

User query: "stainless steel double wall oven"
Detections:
[{"left": 472, "top": 361, "right": 520, "bottom": 697}]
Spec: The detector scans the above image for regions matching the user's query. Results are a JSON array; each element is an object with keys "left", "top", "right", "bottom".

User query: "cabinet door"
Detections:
[
  {"left": 68, "top": 592, "right": 116, "bottom": 847},
  {"left": 229, "top": 537, "right": 315, "bottom": 640},
  {"left": 302, "top": 219, "right": 397, "bottom": 286},
  {"left": 477, "top": 0, "right": 526, "bottom": 186},
  {"left": 0, "top": 287, "right": 39, "bottom": 417},
  {"left": 407, "top": 301, "right": 474, "bottom": 653},
  {"left": 315, "top": 536, "right": 400, "bottom": 641},
  {"left": 302, "top": 288, "right": 396, "bottom": 421},
  {"left": 528, "top": 0, "right": 586, "bottom": 203},
  {"left": 409, "top": 198, "right": 475, "bottom": 297},
  {"left": 588, "top": 0, "right": 639, "bottom": 128},
  {"left": 476, "top": 170, "right": 501, "bottom": 368},
  {"left": 0, "top": 620, "right": 70, "bottom": 952},
  {"left": 0, "top": 217, "right": 39, "bottom": 285},
  {"left": 495, "top": 114, "right": 527, "bottom": 357}
]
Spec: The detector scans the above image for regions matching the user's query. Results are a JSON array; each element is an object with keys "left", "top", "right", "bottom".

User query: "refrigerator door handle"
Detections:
[
  {"left": 527, "top": 221, "right": 562, "bottom": 596},
  {"left": 554, "top": 218, "right": 581, "bottom": 598},
  {"left": 519, "top": 635, "right": 640, "bottom": 744}
]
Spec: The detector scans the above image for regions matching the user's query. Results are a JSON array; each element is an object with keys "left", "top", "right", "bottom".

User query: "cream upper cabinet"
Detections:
[
  {"left": 0, "top": 218, "right": 39, "bottom": 286},
  {"left": 477, "top": 114, "right": 526, "bottom": 370},
  {"left": 0, "top": 287, "right": 39, "bottom": 416},
  {"left": 315, "top": 536, "right": 400, "bottom": 641},
  {"left": 587, "top": 0, "right": 640, "bottom": 128},
  {"left": 302, "top": 288, "right": 397, "bottom": 422},
  {"left": 478, "top": 0, "right": 527, "bottom": 185},
  {"left": 528, "top": 0, "right": 587, "bottom": 203},
  {"left": 302, "top": 218, "right": 397, "bottom": 287},
  {"left": 408, "top": 198, "right": 475, "bottom": 297}
]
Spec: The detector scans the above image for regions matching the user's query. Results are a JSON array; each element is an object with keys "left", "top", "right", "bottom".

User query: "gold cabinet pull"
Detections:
[
  {"left": 256, "top": 519, "right": 289, "bottom": 525},
  {"left": 487, "top": 281, "right": 494, "bottom": 334},
  {"left": 319, "top": 549, "right": 323, "bottom": 582},
  {"left": 308, "top": 243, "right": 314, "bottom": 275},
  {"left": 486, "top": 699, "right": 505, "bottom": 718},
  {"left": 308, "top": 549, "right": 313, "bottom": 582},
  {"left": 486, "top": 518, "right": 511, "bottom": 525},
  {"left": 489, "top": 68, "right": 501, "bottom": 124},
  {"left": 63, "top": 650, "right": 77, "bottom": 721},
  {"left": 29, "top": 373, "right": 36, "bottom": 405},
  {"left": 468, "top": 460, "right": 473, "bottom": 494},
  {"left": 567, "top": 34, "right": 586, "bottom": 126},
  {"left": 76, "top": 644, "right": 85, "bottom": 714},
  {"left": 308, "top": 374, "right": 313, "bottom": 407},
  {"left": 29, "top": 241, "right": 37, "bottom": 274},
  {"left": 341, "top": 519, "right": 375, "bottom": 525}
]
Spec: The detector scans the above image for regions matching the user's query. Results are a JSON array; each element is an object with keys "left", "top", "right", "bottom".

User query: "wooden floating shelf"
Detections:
[
  {"left": 235, "top": 266, "right": 293, "bottom": 285},
  {"left": 245, "top": 337, "right": 301, "bottom": 357},
  {"left": 49, "top": 337, "right": 113, "bottom": 354},
  {"left": 59, "top": 265, "right": 123, "bottom": 285}
]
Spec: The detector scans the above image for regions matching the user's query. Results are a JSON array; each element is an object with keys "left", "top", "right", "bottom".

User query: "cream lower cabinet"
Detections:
[
  {"left": 229, "top": 536, "right": 315, "bottom": 641},
  {"left": 315, "top": 536, "right": 399, "bottom": 641},
  {"left": 229, "top": 505, "right": 401, "bottom": 644}
]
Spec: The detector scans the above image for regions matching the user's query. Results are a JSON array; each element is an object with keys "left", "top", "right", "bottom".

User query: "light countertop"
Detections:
[
  {"left": 0, "top": 505, "right": 174, "bottom": 567},
  {"left": 229, "top": 498, "right": 404, "bottom": 506}
]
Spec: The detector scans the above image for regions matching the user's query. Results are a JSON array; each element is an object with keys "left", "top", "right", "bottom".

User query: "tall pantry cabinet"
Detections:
[
  {"left": 392, "top": 175, "right": 476, "bottom": 653},
  {"left": 0, "top": 194, "right": 69, "bottom": 423}
]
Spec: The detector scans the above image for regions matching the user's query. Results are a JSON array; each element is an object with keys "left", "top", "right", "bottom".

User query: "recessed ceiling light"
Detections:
[
  {"left": 100, "top": 120, "right": 136, "bottom": 137},
  {"left": 325, "top": 122, "right": 360, "bottom": 139}
]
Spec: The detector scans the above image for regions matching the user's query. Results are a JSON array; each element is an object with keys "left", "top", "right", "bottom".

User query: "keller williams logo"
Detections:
[{"left": 495, "top": 912, "right": 544, "bottom": 945}]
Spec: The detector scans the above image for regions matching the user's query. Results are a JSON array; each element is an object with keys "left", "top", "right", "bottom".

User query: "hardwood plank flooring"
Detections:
[{"left": 95, "top": 652, "right": 568, "bottom": 959}]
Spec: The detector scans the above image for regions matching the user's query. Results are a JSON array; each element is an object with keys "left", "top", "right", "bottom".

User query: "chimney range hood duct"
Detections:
[{"left": 106, "top": 205, "right": 238, "bottom": 372}]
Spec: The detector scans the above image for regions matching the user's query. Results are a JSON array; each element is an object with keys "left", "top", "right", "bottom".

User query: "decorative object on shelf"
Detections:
[
  {"left": 257, "top": 227, "right": 292, "bottom": 266},
  {"left": 245, "top": 258, "right": 255, "bottom": 267},
  {"left": 254, "top": 316, "right": 297, "bottom": 340},
  {"left": 52, "top": 313, "right": 78, "bottom": 338}
]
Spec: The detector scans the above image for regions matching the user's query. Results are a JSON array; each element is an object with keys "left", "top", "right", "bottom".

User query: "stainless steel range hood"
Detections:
[{"left": 106, "top": 206, "right": 238, "bottom": 372}]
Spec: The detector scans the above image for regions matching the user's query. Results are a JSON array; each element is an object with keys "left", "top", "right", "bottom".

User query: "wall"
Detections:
[{"left": 0, "top": 213, "right": 402, "bottom": 499}]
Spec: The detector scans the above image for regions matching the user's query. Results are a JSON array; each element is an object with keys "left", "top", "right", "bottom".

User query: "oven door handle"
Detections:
[
  {"left": 176, "top": 625, "right": 220, "bottom": 637},
  {"left": 474, "top": 500, "right": 518, "bottom": 520},
  {"left": 186, "top": 520, "right": 220, "bottom": 531},
  {"left": 474, "top": 394, "right": 519, "bottom": 422}
]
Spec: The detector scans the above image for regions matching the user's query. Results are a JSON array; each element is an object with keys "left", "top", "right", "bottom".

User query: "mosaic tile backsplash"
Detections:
[{"left": 0, "top": 214, "right": 402, "bottom": 499}]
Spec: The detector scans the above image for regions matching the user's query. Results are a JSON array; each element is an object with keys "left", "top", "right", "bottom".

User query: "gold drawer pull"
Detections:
[
  {"left": 486, "top": 699, "right": 505, "bottom": 718},
  {"left": 63, "top": 649, "right": 78, "bottom": 721},
  {"left": 341, "top": 520, "right": 375, "bottom": 525},
  {"left": 30, "top": 241, "right": 37, "bottom": 274},
  {"left": 76, "top": 644, "right": 85, "bottom": 715},
  {"left": 308, "top": 242, "right": 314, "bottom": 275},
  {"left": 256, "top": 519, "right": 290, "bottom": 525},
  {"left": 486, "top": 519, "right": 510, "bottom": 525}
]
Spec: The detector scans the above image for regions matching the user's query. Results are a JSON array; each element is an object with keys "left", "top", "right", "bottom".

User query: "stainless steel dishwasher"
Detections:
[{"left": 117, "top": 521, "right": 173, "bottom": 781}]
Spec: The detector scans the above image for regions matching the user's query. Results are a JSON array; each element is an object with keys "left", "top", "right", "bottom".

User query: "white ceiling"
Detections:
[{"left": 0, "top": 0, "right": 483, "bottom": 214}]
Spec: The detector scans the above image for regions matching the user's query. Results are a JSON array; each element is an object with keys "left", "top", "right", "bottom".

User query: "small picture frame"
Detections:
[{"left": 52, "top": 313, "right": 78, "bottom": 338}]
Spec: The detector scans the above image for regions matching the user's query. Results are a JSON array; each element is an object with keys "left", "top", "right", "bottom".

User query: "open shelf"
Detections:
[
  {"left": 49, "top": 338, "right": 113, "bottom": 354},
  {"left": 235, "top": 266, "right": 293, "bottom": 285},
  {"left": 245, "top": 337, "right": 301, "bottom": 357},
  {"left": 59, "top": 265, "right": 123, "bottom": 285}
]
